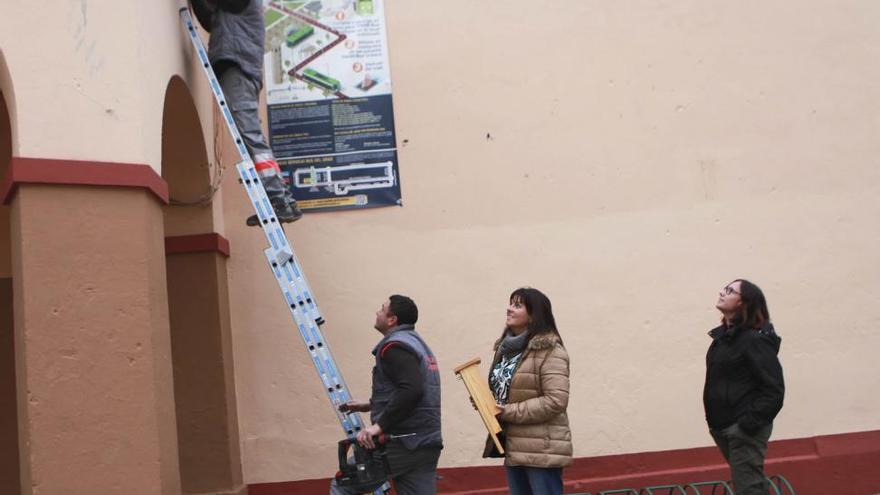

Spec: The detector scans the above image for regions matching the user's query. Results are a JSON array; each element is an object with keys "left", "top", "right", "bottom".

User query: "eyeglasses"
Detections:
[{"left": 722, "top": 286, "right": 740, "bottom": 296}]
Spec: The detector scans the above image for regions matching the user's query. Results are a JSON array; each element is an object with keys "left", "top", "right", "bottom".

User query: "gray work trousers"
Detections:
[
  {"left": 710, "top": 422, "right": 773, "bottom": 495},
  {"left": 219, "top": 65, "right": 295, "bottom": 206},
  {"left": 330, "top": 445, "right": 441, "bottom": 495}
]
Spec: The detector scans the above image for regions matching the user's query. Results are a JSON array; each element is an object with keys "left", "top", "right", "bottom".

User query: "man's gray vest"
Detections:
[
  {"left": 209, "top": 0, "right": 265, "bottom": 84},
  {"left": 370, "top": 325, "right": 442, "bottom": 450}
]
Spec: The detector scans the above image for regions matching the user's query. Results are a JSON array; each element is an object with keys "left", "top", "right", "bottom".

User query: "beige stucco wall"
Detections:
[
  {"left": 0, "top": 1, "right": 211, "bottom": 173},
  {"left": 1, "top": 0, "right": 878, "bottom": 488},
  {"left": 222, "top": 0, "right": 880, "bottom": 484},
  {"left": 0, "top": 0, "right": 228, "bottom": 233}
]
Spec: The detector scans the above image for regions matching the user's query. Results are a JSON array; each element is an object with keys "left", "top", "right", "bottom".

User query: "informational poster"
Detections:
[{"left": 263, "top": 0, "right": 401, "bottom": 211}]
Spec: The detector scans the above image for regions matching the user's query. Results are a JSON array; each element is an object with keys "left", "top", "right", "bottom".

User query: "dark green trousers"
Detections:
[{"left": 710, "top": 422, "right": 773, "bottom": 495}]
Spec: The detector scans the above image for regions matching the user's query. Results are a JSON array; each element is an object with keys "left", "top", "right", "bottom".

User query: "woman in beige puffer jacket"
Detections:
[{"left": 482, "top": 287, "right": 572, "bottom": 495}]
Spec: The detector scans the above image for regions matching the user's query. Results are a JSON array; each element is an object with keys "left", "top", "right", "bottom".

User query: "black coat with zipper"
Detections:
[{"left": 703, "top": 322, "right": 785, "bottom": 433}]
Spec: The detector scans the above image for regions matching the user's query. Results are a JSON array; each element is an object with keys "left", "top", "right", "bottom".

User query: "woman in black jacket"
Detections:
[{"left": 704, "top": 279, "right": 784, "bottom": 495}]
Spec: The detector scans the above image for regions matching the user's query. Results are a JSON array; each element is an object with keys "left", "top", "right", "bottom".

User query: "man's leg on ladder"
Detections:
[{"left": 218, "top": 64, "right": 302, "bottom": 226}]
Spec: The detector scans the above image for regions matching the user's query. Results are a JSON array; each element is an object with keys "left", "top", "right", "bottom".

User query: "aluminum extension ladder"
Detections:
[{"left": 179, "top": 8, "right": 386, "bottom": 493}]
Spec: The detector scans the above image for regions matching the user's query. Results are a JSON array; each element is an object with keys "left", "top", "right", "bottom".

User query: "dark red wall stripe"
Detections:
[
  {"left": 247, "top": 429, "right": 880, "bottom": 495},
  {"left": 1, "top": 157, "right": 169, "bottom": 205},
  {"left": 165, "top": 233, "right": 231, "bottom": 257}
]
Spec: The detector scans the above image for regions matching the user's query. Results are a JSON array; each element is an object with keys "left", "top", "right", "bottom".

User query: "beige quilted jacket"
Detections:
[{"left": 483, "top": 333, "right": 573, "bottom": 467}]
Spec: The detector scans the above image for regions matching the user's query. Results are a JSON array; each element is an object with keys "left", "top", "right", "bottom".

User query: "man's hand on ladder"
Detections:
[{"left": 338, "top": 400, "right": 371, "bottom": 413}]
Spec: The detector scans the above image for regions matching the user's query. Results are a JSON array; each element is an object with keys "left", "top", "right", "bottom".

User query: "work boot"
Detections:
[{"left": 246, "top": 201, "right": 303, "bottom": 227}]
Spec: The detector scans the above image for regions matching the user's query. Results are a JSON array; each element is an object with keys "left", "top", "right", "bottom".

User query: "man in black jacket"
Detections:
[
  {"left": 189, "top": 0, "right": 302, "bottom": 226},
  {"left": 704, "top": 279, "right": 785, "bottom": 495},
  {"left": 332, "top": 295, "right": 442, "bottom": 495}
]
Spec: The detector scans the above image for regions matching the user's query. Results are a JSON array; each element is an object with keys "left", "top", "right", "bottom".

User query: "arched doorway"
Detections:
[
  {"left": 0, "top": 48, "right": 21, "bottom": 495},
  {"left": 162, "top": 76, "right": 216, "bottom": 233},
  {"left": 161, "top": 75, "right": 245, "bottom": 494}
]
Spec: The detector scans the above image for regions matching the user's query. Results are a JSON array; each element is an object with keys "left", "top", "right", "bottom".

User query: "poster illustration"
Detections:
[{"left": 263, "top": 0, "right": 401, "bottom": 211}]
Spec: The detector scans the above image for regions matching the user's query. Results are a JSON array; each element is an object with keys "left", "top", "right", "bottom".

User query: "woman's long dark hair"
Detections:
[
  {"left": 729, "top": 279, "right": 771, "bottom": 329},
  {"left": 501, "top": 287, "right": 564, "bottom": 346}
]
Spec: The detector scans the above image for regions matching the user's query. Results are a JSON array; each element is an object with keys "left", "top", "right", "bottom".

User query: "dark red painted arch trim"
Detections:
[
  {"left": 165, "top": 233, "right": 231, "bottom": 258},
  {"left": 1, "top": 157, "right": 169, "bottom": 205}
]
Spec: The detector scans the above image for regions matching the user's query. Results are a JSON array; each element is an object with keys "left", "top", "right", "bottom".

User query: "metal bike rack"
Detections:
[
  {"left": 683, "top": 481, "right": 735, "bottom": 495},
  {"left": 639, "top": 485, "right": 688, "bottom": 494}
]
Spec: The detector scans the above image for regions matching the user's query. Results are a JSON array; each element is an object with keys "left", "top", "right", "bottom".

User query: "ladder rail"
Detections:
[
  {"left": 180, "top": 8, "right": 325, "bottom": 325},
  {"left": 178, "top": 13, "right": 385, "bottom": 493},
  {"left": 235, "top": 163, "right": 324, "bottom": 324},
  {"left": 262, "top": 247, "right": 365, "bottom": 435}
]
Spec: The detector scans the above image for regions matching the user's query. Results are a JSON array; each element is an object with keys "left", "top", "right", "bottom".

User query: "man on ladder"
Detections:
[
  {"left": 180, "top": 4, "right": 389, "bottom": 494},
  {"left": 189, "top": 0, "right": 303, "bottom": 226}
]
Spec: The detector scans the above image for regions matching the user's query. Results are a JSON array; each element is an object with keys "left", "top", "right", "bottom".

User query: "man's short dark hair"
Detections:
[{"left": 388, "top": 294, "right": 418, "bottom": 325}]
